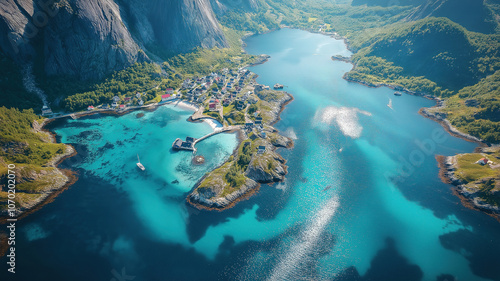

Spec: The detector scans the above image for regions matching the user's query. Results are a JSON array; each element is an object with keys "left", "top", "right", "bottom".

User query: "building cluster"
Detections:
[{"left": 183, "top": 68, "right": 254, "bottom": 110}]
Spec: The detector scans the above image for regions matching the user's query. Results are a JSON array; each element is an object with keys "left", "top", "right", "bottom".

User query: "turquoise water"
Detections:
[{"left": 2, "top": 28, "right": 500, "bottom": 281}]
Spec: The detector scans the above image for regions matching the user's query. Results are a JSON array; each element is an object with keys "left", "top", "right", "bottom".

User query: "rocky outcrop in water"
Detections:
[
  {"left": 246, "top": 149, "right": 287, "bottom": 182},
  {"left": 188, "top": 178, "right": 259, "bottom": 210}
]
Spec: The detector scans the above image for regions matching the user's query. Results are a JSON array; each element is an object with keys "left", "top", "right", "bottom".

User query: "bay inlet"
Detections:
[{"left": 1, "top": 28, "right": 500, "bottom": 281}]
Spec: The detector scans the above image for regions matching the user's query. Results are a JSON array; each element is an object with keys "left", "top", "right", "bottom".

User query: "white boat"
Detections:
[{"left": 136, "top": 154, "right": 145, "bottom": 171}]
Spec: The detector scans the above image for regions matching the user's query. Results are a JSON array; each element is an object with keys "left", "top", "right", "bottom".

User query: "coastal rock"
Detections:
[
  {"left": 270, "top": 133, "right": 293, "bottom": 148},
  {"left": 245, "top": 149, "right": 287, "bottom": 183},
  {"left": 420, "top": 107, "right": 483, "bottom": 143},
  {"left": 440, "top": 155, "right": 500, "bottom": 218},
  {"left": 188, "top": 178, "right": 259, "bottom": 209}
]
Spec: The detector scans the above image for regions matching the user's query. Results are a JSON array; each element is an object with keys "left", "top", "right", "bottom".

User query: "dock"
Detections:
[{"left": 172, "top": 126, "right": 241, "bottom": 153}]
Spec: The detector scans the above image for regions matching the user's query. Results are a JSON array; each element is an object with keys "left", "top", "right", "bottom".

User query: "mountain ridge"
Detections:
[{"left": 0, "top": 0, "right": 228, "bottom": 80}]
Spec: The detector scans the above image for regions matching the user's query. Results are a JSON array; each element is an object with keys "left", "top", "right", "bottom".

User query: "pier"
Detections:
[{"left": 172, "top": 125, "right": 241, "bottom": 153}]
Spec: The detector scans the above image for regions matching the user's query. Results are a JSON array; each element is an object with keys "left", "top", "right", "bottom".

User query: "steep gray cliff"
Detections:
[
  {"left": 120, "top": 0, "right": 228, "bottom": 54},
  {"left": 210, "top": 0, "right": 259, "bottom": 14},
  {"left": 0, "top": 0, "right": 229, "bottom": 80},
  {"left": 0, "top": 0, "right": 36, "bottom": 60},
  {"left": 44, "top": 0, "right": 146, "bottom": 80}
]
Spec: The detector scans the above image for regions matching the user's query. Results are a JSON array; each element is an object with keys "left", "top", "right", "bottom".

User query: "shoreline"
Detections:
[
  {"left": 0, "top": 100, "right": 198, "bottom": 223},
  {"left": 0, "top": 119, "right": 77, "bottom": 223},
  {"left": 320, "top": 26, "right": 499, "bottom": 222},
  {"left": 185, "top": 88, "right": 294, "bottom": 211},
  {"left": 436, "top": 155, "right": 500, "bottom": 223}
]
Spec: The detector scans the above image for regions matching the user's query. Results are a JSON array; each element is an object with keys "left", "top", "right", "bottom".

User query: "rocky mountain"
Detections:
[
  {"left": 120, "top": 0, "right": 228, "bottom": 54},
  {"left": 405, "top": 0, "right": 498, "bottom": 34},
  {"left": 0, "top": 0, "right": 228, "bottom": 80},
  {"left": 352, "top": 0, "right": 499, "bottom": 34},
  {"left": 210, "top": 0, "right": 259, "bottom": 14},
  {"left": 351, "top": 0, "right": 424, "bottom": 7}
]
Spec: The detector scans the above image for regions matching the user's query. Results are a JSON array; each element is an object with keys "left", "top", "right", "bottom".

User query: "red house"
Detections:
[
  {"left": 478, "top": 158, "right": 489, "bottom": 165},
  {"left": 209, "top": 102, "right": 217, "bottom": 111},
  {"left": 162, "top": 94, "right": 171, "bottom": 101}
]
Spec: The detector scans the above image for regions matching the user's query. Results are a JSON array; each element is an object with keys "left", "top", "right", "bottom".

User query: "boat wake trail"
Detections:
[{"left": 267, "top": 196, "right": 340, "bottom": 281}]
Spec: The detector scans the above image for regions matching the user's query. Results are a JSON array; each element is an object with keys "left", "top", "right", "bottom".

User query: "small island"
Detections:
[{"left": 438, "top": 147, "right": 500, "bottom": 221}]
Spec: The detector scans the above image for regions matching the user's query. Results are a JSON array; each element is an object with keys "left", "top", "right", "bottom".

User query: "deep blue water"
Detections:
[{"left": 2, "top": 28, "right": 500, "bottom": 281}]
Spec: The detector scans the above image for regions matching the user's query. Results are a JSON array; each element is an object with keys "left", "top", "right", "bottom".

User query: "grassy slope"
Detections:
[
  {"left": 0, "top": 107, "right": 67, "bottom": 212},
  {"left": 455, "top": 148, "right": 500, "bottom": 207},
  {"left": 348, "top": 17, "right": 500, "bottom": 93},
  {"left": 443, "top": 71, "right": 500, "bottom": 143}
]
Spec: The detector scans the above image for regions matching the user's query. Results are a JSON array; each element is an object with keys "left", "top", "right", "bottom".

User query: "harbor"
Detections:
[{"left": 172, "top": 125, "right": 241, "bottom": 153}]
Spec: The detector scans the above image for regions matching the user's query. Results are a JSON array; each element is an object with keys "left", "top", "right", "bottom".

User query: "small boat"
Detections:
[
  {"left": 136, "top": 154, "right": 145, "bottom": 171},
  {"left": 387, "top": 98, "right": 393, "bottom": 110},
  {"left": 394, "top": 91, "right": 402, "bottom": 96},
  {"left": 274, "top": 83, "right": 284, "bottom": 89}
]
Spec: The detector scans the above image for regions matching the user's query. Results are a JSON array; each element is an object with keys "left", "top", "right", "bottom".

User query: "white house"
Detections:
[{"left": 41, "top": 105, "right": 52, "bottom": 116}]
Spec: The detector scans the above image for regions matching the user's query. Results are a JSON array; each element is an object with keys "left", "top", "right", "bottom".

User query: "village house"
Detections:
[
  {"left": 236, "top": 100, "right": 245, "bottom": 111},
  {"left": 477, "top": 158, "right": 490, "bottom": 165},
  {"left": 138, "top": 100, "right": 144, "bottom": 106},
  {"left": 209, "top": 102, "right": 218, "bottom": 111},
  {"left": 113, "top": 96, "right": 120, "bottom": 102},
  {"left": 111, "top": 101, "right": 118, "bottom": 108},
  {"left": 124, "top": 97, "right": 131, "bottom": 103},
  {"left": 87, "top": 105, "right": 95, "bottom": 111},
  {"left": 257, "top": 146, "right": 266, "bottom": 154},
  {"left": 136, "top": 92, "right": 142, "bottom": 99},
  {"left": 161, "top": 94, "right": 172, "bottom": 102},
  {"left": 41, "top": 105, "right": 53, "bottom": 116},
  {"left": 245, "top": 122, "right": 254, "bottom": 129},
  {"left": 119, "top": 104, "right": 126, "bottom": 110},
  {"left": 223, "top": 99, "right": 231, "bottom": 106}
]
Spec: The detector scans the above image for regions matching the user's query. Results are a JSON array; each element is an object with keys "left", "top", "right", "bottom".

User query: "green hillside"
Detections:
[
  {"left": 349, "top": 17, "right": 500, "bottom": 92},
  {"left": 443, "top": 71, "right": 500, "bottom": 143}
]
